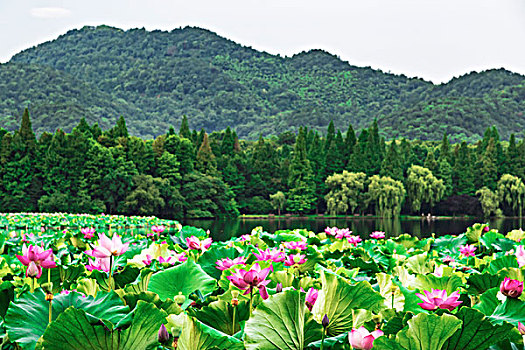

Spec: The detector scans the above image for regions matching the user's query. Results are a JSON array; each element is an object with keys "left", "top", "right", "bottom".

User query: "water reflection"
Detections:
[{"left": 184, "top": 216, "right": 525, "bottom": 242}]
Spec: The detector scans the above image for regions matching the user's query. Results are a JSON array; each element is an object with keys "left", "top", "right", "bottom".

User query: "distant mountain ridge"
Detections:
[{"left": 0, "top": 25, "right": 523, "bottom": 141}]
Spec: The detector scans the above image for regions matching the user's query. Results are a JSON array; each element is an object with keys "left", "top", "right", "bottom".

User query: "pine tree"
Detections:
[
  {"left": 196, "top": 133, "right": 217, "bottom": 175},
  {"left": 179, "top": 115, "right": 191, "bottom": 139},
  {"left": 380, "top": 140, "right": 403, "bottom": 181},
  {"left": 480, "top": 138, "right": 498, "bottom": 191},
  {"left": 423, "top": 149, "right": 438, "bottom": 173},
  {"left": 454, "top": 142, "right": 475, "bottom": 195},
  {"left": 287, "top": 127, "right": 316, "bottom": 213}
]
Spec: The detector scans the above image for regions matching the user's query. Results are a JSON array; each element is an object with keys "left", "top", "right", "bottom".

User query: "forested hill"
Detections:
[{"left": 2, "top": 25, "right": 525, "bottom": 141}]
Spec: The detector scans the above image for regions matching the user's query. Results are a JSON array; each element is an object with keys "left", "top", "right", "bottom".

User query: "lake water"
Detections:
[{"left": 184, "top": 216, "right": 525, "bottom": 241}]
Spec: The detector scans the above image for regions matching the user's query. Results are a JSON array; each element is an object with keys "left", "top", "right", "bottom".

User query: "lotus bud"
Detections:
[
  {"left": 500, "top": 277, "right": 523, "bottom": 298},
  {"left": 26, "top": 261, "right": 40, "bottom": 278},
  {"left": 322, "top": 314, "right": 329, "bottom": 328},
  {"left": 518, "top": 322, "right": 525, "bottom": 335},
  {"left": 157, "top": 324, "right": 170, "bottom": 343},
  {"left": 276, "top": 283, "right": 283, "bottom": 293},
  {"left": 174, "top": 292, "right": 185, "bottom": 305}
]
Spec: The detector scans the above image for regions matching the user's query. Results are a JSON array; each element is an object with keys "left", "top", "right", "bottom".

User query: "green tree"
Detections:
[
  {"left": 380, "top": 140, "right": 403, "bottom": 181},
  {"left": 324, "top": 171, "right": 367, "bottom": 215},
  {"left": 179, "top": 115, "right": 191, "bottom": 139},
  {"left": 269, "top": 191, "right": 286, "bottom": 215},
  {"left": 287, "top": 127, "right": 316, "bottom": 214},
  {"left": 368, "top": 175, "right": 406, "bottom": 218},
  {"left": 497, "top": 174, "right": 525, "bottom": 216},
  {"left": 405, "top": 165, "right": 445, "bottom": 213},
  {"left": 121, "top": 174, "right": 165, "bottom": 215},
  {"left": 476, "top": 187, "right": 500, "bottom": 218},
  {"left": 196, "top": 133, "right": 217, "bottom": 175}
]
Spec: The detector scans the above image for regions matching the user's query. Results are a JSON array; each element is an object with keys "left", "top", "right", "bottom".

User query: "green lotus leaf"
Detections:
[
  {"left": 466, "top": 272, "right": 502, "bottom": 295},
  {"left": 178, "top": 314, "right": 244, "bottom": 350},
  {"left": 39, "top": 301, "right": 166, "bottom": 350},
  {"left": 5, "top": 290, "right": 129, "bottom": 350},
  {"left": 488, "top": 297, "right": 525, "bottom": 325},
  {"left": 148, "top": 259, "right": 216, "bottom": 309},
  {"left": 198, "top": 246, "right": 239, "bottom": 279},
  {"left": 466, "top": 223, "right": 487, "bottom": 243},
  {"left": 442, "top": 307, "right": 514, "bottom": 350},
  {"left": 433, "top": 234, "right": 467, "bottom": 255},
  {"left": 485, "top": 256, "right": 519, "bottom": 275},
  {"left": 382, "top": 312, "right": 414, "bottom": 336},
  {"left": 312, "top": 271, "right": 384, "bottom": 336},
  {"left": 123, "top": 291, "right": 182, "bottom": 315},
  {"left": 479, "top": 231, "right": 505, "bottom": 250},
  {"left": 123, "top": 268, "right": 153, "bottom": 294},
  {"left": 396, "top": 313, "right": 462, "bottom": 350},
  {"left": 187, "top": 299, "right": 250, "bottom": 336},
  {"left": 377, "top": 273, "right": 405, "bottom": 311},
  {"left": 413, "top": 274, "right": 464, "bottom": 295},
  {"left": 474, "top": 287, "right": 500, "bottom": 316},
  {"left": 406, "top": 253, "right": 432, "bottom": 275},
  {"left": 305, "top": 331, "right": 350, "bottom": 349},
  {"left": 244, "top": 289, "right": 323, "bottom": 349}
]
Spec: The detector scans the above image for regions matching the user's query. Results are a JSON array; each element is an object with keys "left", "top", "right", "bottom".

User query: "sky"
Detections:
[{"left": 0, "top": 0, "right": 524, "bottom": 83}]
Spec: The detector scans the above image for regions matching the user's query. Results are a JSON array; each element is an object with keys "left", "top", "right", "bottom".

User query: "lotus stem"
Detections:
[
  {"left": 320, "top": 332, "right": 325, "bottom": 350},
  {"left": 48, "top": 299, "right": 52, "bottom": 323},
  {"left": 108, "top": 255, "right": 113, "bottom": 291},
  {"left": 391, "top": 290, "right": 395, "bottom": 310},
  {"left": 30, "top": 277, "right": 35, "bottom": 293},
  {"left": 48, "top": 268, "right": 51, "bottom": 284},
  {"left": 249, "top": 287, "right": 254, "bottom": 317},
  {"left": 232, "top": 304, "right": 236, "bottom": 335}
]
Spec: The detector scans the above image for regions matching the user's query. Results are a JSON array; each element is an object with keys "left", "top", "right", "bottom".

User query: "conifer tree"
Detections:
[
  {"left": 179, "top": 115, "right": 191, "bottom": 139},
  {"left": 380, "top": 140, "right": 403, "bottom": 181},
  {"left": 196, "top": 133, "right": 217, "bottom": 175},
  {"left": 287, "top": 127, "right": 316, "bottom": 213}
]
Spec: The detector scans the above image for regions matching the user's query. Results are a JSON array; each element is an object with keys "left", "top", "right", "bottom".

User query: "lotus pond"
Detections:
[{"left": 0, "top": 213, "right": 524, "bottom": 349}]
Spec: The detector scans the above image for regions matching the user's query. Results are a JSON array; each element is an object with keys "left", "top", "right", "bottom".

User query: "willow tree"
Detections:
[
  {"left": 405, "top": 165, "right": 445, "bottom": 214},
  {"left": 269, "top": 191, "right": 286, "bottom": 215},
  {"left": 324, "top": 171, "right": 367, "bottom": 215},
  {"left": 497, "top": 174, "right": 525, "bottom": 216},
  {"left": 368, "top": 175, "right": 406, "bottom": 218},
  {"left": 476, "top": 187, "right": 500, "bottom": 218}
]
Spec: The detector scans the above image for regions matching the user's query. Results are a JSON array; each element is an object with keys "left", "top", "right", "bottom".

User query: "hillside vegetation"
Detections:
[{"left": 1, "top": 25, "right": 524, "bottom": 140}]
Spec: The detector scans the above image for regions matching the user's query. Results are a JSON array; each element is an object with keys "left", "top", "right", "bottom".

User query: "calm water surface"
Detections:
[{"left": 184, "top": 217, "right": 525, "bottom": 242}]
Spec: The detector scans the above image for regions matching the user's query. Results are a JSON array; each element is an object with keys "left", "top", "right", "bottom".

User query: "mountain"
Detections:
[{"left": 1, "top": 25, "right": 524, "bottom": 141}]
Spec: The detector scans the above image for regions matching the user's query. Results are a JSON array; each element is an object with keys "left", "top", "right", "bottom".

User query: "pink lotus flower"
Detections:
[
  {"left": 349, "top": 327, "right": 384, "bottom": 350},
  {"left": 85, "top": 233, "right": 129, "bottom": 258},
  {"left": 215, "top": 257, "right": 247, "bottom": 270},
  {"left": 347, "top": 235, "right": 362, "bottom": 246},
  {"left": 518, "top": 322, "right": 525, "bottom": 335},
  {"left": 284, "top": 253, "right": 307, "bottom": 267},
  {"left": 459, "top": 244, "right": 476, "bottom": 258},
  {"left": 254, "top": 248, "right": 286, "bottom": 263},
  {"left": 151, "top": 225, "right": 165, "bottom": 234},
  {"left": 370, "top": 231, "right": 385, "bottom": 239},
  {"left": 186, "top": 236, "right": 212, "bottom": 252},
  {"left": 335, "top": 228, "right": 352, "bottom": 239},
  {"left": 483, "top": 225, "right": 490, "bottom": 232},
  {"left": 442, "top": 255, "right": 456, "bottom": 264},
  {"left": 516, "top": 245, "right": 525, "bottom": 268},
  {"left": 172, "top": 251, "right": 188, "bottom": 262},
  {"left": 283, "top": 241, "right": 307, "bottom": 250},
  {"left": 81, "top": 227, "right": 95, "bottom": 239},
  {"left": 305, "top": 287, "right": 318, "bottom": 311},
  {"left": 227, "top": 263, "right": 272, "bottom": 299},
  {"left": 158, "top": 256, "right": 175, "bottom": 265},
  {"left": 416, "top": 289, "right": 463, "bottom": 311},
  {"left": 86, "top": 257, "right": 110, "bottom": 272},
  {"left": 433, "top": 265, "right": 444, "bottom": 277},
  {"left": 325, "top": 227, "right": 338, "bottom": 236},
  {"left": 240, "top": 234, "right": 252, "bottom": 241},
  {"left": 142, "top": 254, "right": 153, "bottom": 266},
  {"left": 16, "top": 244, "right": 57, "bottom": 278},
  {"left": 500, "top": 277, "right": 523, "bottom": 298}
]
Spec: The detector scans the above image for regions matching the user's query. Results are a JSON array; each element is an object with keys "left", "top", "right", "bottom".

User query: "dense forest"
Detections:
[
  {"left": 0, "top": 25, "right": 524, "bottom": 141},
  {"left": 1, "top": 109, "right": 524, "bottom": 219}
]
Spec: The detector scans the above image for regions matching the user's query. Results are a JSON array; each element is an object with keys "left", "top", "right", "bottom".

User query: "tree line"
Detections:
[{"left": 1, "top": 109, "right": 524, "bottom": 219}]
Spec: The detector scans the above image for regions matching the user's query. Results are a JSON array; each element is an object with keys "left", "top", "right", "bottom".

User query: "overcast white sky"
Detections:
[{"left": 1, "top": 0, "right": 524, "bottom": 83}]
